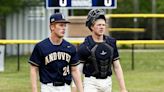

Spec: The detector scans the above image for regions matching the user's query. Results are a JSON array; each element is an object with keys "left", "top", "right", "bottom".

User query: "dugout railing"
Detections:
[{"left": 1, "top": 40, "right": 164, "bottom": 71}]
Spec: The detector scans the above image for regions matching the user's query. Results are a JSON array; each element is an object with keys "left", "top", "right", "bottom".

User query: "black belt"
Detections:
[
  {"left": 44, "top": 81, "right": 65, "bottom": 86},
  {"left": 85, "top": 75, "right": 109, "bottom": 79}
]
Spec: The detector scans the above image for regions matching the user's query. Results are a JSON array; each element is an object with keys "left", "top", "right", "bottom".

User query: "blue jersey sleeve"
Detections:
[
  {"left": 78, "top": 43, "right": 91, "bottom": 63},
  {"left": 29, "top": 44, "right": 43, "bottom": 66},
  {"left": 70, "top": 46, "right": 80, "bottom": 66},
  {"left": 113, "top": 39, "right": 120, "bottom": 61}
]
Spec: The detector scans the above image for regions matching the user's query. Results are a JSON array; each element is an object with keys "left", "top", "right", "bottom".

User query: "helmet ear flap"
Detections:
[
  {"left": 86, "top": 19, "right": 92, "bottom": 28},
  {"left": 86, "top": 20, "right": 93, "bottom": 31}
]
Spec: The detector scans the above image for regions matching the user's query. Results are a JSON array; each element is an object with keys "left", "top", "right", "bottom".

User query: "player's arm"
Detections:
[
  {"left": 113, "top": 60, "right": 128, "bottom": 92},
  {"left": 71, "top": 65, "right": 84, "bottom": 92},
  {"left": 71, "top": 63, "right": 84, "bottom": 92},
  {"left": 30, "top": 64, "right": 39, "bottom": 92}
]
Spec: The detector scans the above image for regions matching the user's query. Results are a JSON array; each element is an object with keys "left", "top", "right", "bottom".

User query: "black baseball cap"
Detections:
[{"left": 50, "top": 13, "right": 70, "bottom": 23}]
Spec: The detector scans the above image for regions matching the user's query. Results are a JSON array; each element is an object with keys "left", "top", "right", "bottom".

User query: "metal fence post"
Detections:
[
  {"left": 132, "top": 44, "right": 135, "bottom": 70},
  {"left": 17, "top": 44, "right": 20, "bottom": 71}
]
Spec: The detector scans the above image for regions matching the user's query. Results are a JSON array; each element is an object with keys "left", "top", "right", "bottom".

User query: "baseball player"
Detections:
[
  {"left": 72, "top": 9, "right": 127, "bottom": 92},
  {"left": 29, "top": 13, "right": 83, "bottom": 92}
]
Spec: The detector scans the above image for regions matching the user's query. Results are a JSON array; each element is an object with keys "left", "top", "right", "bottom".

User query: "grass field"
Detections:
[{"left": 0, "top": 49, "right": 164, "bottom": 92}]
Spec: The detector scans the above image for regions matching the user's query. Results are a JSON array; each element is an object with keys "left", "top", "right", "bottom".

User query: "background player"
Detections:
[
  {"left": 72, "top": 9, "right": 128, "bottom": 92},
  {"left": 29, "top": 12, "right": 83, "bottom": 92}
]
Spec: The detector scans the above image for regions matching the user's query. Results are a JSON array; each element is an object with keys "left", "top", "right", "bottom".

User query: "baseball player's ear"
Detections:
[
  {"left": 91, "top": 25, "right": 94, "bottom": 31},
  {"left": 50, "top": 24, "right": 55, "bottom": 30}
]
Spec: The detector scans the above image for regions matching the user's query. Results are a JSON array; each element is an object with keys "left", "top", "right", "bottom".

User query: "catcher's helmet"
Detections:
[{"left": 86, "top": 9, "right": 106, "bottom": 31}]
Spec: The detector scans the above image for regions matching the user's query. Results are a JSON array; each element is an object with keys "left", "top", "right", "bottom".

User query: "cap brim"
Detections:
[{"left": 54, "top": 20, "right": 70, "bottom": 23}]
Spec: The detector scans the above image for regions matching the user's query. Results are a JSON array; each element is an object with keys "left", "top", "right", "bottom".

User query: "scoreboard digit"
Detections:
[
  {"left": 105, "top": 0, "right": 112, "bottom": 6},
  {"left": 59, "top": 0, "right": 67, "bottom": 7}
]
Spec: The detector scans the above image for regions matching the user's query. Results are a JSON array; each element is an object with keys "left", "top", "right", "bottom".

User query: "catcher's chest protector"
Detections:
[{"left": 84, "top": 36, "right": 114, "bottom": 78}]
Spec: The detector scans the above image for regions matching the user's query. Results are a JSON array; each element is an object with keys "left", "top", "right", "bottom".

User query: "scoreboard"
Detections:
[{"left": 46, "top": 0, "right": 117, "bottom": 9}]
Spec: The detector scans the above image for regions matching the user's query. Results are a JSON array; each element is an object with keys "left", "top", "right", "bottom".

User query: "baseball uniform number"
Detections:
[{"left": 63, "top": 66, "right": 70, "bottom": 76}]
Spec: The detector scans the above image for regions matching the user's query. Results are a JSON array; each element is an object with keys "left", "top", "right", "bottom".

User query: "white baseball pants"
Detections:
[{"left": 83, "top": 76, "right": 112, "bottom": 92}]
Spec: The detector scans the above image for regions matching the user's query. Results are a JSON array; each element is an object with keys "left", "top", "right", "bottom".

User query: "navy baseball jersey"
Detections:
[
  {"left": 78, "top": 35, "right": 119, "bottom": 77},
  {"left": 29, "top": 38, "right": 79, "bottom": 84}
]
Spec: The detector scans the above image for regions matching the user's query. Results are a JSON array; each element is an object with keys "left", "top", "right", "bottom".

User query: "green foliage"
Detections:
[
  {"left": 139, "top": 0, "right": 152, "bottom": 13},
  {"left": 112, "top": 0, "right": 133, "bottom": 13},
  {"left": 113, "top": 0, "right": 157, "bottom": 13},
  {"left": 157, "top": 0, "right": 164, "bottom": 13}
]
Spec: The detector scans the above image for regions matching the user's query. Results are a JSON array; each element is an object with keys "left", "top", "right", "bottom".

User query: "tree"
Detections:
[{"left": 157, "top": 0, "right": 164, "bottom": 13}]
